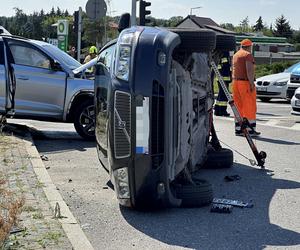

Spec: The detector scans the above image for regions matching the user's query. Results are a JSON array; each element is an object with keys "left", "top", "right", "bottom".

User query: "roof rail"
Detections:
[{"left": 0, "top": 34, "right": 30, "bottom": 41}]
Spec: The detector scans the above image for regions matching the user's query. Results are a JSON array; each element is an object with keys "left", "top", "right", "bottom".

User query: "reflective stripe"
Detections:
[
  {"left": 221, "top": 58, "right": 228, "bottom": 63},
  {"left": 223, "top": 77, "right": 231, "bottom": 81},
  {"left": 215, "top": 101, "right": 227, "bottom": 106},
  {"left": 218, "top": 65, "right": 222, "bottom": 69}
]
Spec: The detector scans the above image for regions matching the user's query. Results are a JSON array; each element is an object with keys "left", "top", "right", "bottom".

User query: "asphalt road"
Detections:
[{"left": 11, "top": 99, "right": 300, "bottom": 250}]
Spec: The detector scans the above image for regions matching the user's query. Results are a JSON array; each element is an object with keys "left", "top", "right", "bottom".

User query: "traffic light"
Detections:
[
  {"left": 73, "top": 11, "right": 79, "bottom": 33},
  {"left": 139, "top": 0, "right": 151, "bottom": 26}
]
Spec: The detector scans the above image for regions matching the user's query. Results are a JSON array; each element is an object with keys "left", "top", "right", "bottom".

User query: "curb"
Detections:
[{"left": 23, "top": 133, "right": 94, "bottom": 250}]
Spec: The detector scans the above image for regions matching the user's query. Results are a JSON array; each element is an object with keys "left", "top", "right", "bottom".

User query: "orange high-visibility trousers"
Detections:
[{"left": 233, "top": 80, "right": 257, "bottom": 130}]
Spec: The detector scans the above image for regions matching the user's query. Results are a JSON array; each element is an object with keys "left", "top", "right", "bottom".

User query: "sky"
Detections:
[{"left": 0, "top": 0, "right": 300, "bottom": 29}]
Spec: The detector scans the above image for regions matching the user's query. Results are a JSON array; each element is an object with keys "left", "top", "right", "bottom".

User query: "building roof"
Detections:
[
  {"left": 176, "top": 15, "right": 236, "bottom": 35},
  {"left": 236, "top": 35, "right": 288, "bottom": 44}
]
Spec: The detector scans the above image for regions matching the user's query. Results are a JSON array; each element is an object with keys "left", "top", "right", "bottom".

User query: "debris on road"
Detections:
[
  {"left": 40, "top": 155, "right": 49, "bottom": 161},
  {"left": 224, "top": 174, "right": 241, "bottom": 182},
  {"left": 213, "top": 198, "right": 254, "bottom": 208},
  {"left": 68, "top": 179, "right": 72, "bottom": 183},
  {"left": 210, "top": 203, "right": 233, "bottom": 213}
]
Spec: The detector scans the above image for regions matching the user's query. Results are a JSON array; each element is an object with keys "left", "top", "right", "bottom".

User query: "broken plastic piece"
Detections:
[
  {"left": 210, "top": 203, "right": 233, "bottom": 213},
  {"left": 213, "top": 198, "right": 254, "bottom": 208},
  {"left": 224, "top": 175, "right": 241, "bottom": 182}
]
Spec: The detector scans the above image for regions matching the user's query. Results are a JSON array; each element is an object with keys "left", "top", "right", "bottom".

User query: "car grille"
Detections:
[
  {"left": 151, "top": 81, "right": 164, "bottom": 169},
  {"left": 257, "top": 91, "right": 280, "bottom": 96},
  {"left": 114, "top": 91, "right": 131, "bottom": 159},
  {"left": 290, "top": 75, "right": 300, "bottom": 84},
  {"left": 292, "top": 107, "right": 300, "bottom": 112},
  {"left": 287, "top": 87, "right": 298, "bottom": 99},
  {"left": 256, "top": 81, "right": 270, "bottom": 86}
]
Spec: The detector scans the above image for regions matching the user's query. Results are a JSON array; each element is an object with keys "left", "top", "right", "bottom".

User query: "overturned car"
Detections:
[{"left": 94, "top": 24, "right": 236, "bottom": 209}]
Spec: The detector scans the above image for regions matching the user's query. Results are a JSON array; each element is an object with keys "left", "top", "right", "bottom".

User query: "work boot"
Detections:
[
  {"left": 235, "top": 130, "right": 244, "bottom": 136},
  {"left": 249, "top": 130, "right": 261, "bottom": 137}
]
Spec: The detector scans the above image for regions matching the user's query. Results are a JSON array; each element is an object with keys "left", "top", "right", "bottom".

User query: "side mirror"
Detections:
[
  {"left": 51, "top": 60, "right": 62, "bottom": 71},
  {"left": 118, "top": 13, "right": 131, "bottom": 33}
]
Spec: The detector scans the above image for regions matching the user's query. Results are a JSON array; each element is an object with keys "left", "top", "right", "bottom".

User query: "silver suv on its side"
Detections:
[{"left": 0, "top": 34, "right": 95, "bottom": 139}]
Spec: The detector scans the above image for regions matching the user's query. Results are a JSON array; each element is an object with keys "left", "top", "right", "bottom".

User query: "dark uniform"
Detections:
[{"left": 214, "top": 53, "right": 231, "bottom": 117}]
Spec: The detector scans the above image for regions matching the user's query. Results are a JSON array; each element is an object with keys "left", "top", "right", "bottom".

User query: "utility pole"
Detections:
[{"left": 77, "top": 7, "right": 82, "bottom": 62}]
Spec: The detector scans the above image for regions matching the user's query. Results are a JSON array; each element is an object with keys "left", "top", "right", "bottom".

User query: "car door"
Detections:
[
  {"left": 0, "top": 38, "right": 16, "bottom": 115},
  {"left": 6, "top": 38, "right": 67, "bottom": 118},
  {"left": 95, "top": 44, "right": 116, "bottom": 154}
]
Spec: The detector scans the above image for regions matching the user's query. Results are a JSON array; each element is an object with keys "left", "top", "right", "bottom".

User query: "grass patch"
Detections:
[
  {"left": 37, "top": 231, "right": 62, "bottom": 248},
  {"left": 32, "top": 212, "right": 44, "bottom": 220},
  {"left": 22, "top": 205, "right": 38, "bottom": 213}
]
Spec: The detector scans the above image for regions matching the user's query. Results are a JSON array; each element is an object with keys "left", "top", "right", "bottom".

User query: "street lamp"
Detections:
[{"left": 190, "top": 6, "right": 202, "bottom": 15}]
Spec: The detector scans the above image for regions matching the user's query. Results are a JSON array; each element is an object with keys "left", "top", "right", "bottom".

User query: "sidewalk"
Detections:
[{"left": 0, "top": 126, "right": 73, "bottom": 249}]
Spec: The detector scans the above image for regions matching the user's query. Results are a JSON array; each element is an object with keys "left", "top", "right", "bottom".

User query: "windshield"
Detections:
[
  {"left": 41, "top": 44, "right": 81, "bottom": 69},
  {"left": 284, "top": 62, "right": 300, "bottom": 73}
]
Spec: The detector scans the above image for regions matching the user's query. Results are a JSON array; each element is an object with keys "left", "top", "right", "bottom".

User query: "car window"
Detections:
[
  {"left": 41, "top": 44, "right": 81, "bottom": 70},
  {"left": 9, "top": 42, "right": 51, "bottom": 69},
  {"left": 98, "top": 44, "right": 116, "bottom": 70},
  {"left": 285, "top": 62, "right": 300, "bottom": 73},
  {"left": 0, "top": 41, "right": 4, "bottom": 65}
]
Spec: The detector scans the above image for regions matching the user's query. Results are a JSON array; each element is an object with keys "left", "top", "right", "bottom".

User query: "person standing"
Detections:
[
  {"left": 232, "top": 39, "right": 260, "bottom": 136},
  {"left": 84, "top": 45, "right": 98, "bottom": 74},
  {"left": 214, "top": 51, "right": 231, "bottom": 117}
]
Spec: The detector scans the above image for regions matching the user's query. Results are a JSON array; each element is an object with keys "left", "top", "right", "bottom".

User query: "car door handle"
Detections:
[{"left": 17, "top": 76, "right": 29, "bottom": 80}]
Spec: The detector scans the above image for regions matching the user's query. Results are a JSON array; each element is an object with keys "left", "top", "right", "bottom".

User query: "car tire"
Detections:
[
  {"left": 202, "top": 148, "right": 233, "bottom": 169},
  {"left": 74, "top": 99, "right": 96, "bottom": 140},
  {"left": 215, "top": 34, "right": 236, "bottom": 52},
  {"left": 259, "top": 97, "right": 272, "bottom": 102},
  {"left": 175, "top": 178, "right": 213, "bottom": 207},
  {"left": 170, "top": 28, "right": 216, "bottom": 53}
]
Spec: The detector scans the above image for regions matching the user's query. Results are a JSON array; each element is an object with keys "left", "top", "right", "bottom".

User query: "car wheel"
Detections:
[
  {"left": 215, "top": 34, "right": 236, "bottom": 52},
  {"left": 170, "top": 28, "right": 216, "bottom": 53},
  {"left": 259, "top": 97, "right": 272, "bottom": 102},
  {"left": 202, "top": 148, "right": 233, "bottom": 169},
  {"left": 175, "top": 178, "right": 213, "bottom": 207},
  {"left": 74, "top": 99, "right": 95, "bottom": 140}
]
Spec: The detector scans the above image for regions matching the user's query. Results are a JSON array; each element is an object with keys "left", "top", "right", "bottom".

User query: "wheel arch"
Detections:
[{"left": 66, "top": 91, "right": 94, "bottom": 122}]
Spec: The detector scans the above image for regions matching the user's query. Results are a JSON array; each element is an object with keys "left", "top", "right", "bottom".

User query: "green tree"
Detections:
[
  {"left": 220, "top": 23, "right": 235, "bottom": 31},
  {"left": 253, "top": 16, "right": 264, "bottom": 31},
  {"left": 236, "top": 16, "right": 252, "bottom": 33},
  {"left": 274, "top": 15, "right": 293, "bottom": 38}
]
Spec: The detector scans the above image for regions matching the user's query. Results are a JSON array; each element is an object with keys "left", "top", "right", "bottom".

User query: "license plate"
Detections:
[
  {"left": 295, "top": 100, "right": 300, "bottom": 107},
  {"left": 257, "top": 87, "right": 267, "bottom": 92}
]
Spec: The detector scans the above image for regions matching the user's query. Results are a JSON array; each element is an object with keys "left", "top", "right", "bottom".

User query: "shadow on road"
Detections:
[
  {"left": 121, "top": 163, "right": 300, "bottom": 250},
  {"left": 254, "top": 136, "right": 300, "bottom": 145}
]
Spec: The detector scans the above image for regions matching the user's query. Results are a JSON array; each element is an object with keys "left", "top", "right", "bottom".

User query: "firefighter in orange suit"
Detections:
[{"left": 232, "top": 39, "right": 260, "bottom": 136}]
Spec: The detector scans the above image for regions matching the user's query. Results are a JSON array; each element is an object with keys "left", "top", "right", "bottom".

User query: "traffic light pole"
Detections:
[
  {"left": 77, "top": 7, "right": 82, "bottom": 62},
  {"left": 131, "top": 0, "right": 138, "bottom": 26}
]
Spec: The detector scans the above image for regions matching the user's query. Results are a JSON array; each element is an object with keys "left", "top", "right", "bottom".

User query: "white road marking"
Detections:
[{"left": 215, "top": 116, "right": 300, "bottom": 131}]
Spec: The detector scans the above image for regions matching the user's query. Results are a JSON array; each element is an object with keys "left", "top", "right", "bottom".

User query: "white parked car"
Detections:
[
  {"left": 291, "top": 87, "right": 300, "bottom": 115},
  {"left": 255, "top": 62, "right": 300, "bottom": 102},
  {"left": 287, "top": 65, "right": 300, "bottom": 101}
]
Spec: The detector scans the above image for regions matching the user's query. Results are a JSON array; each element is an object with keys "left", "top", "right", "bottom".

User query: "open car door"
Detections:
[{"left": 2, "top": 37, "right": 16, "bottom": 116}]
